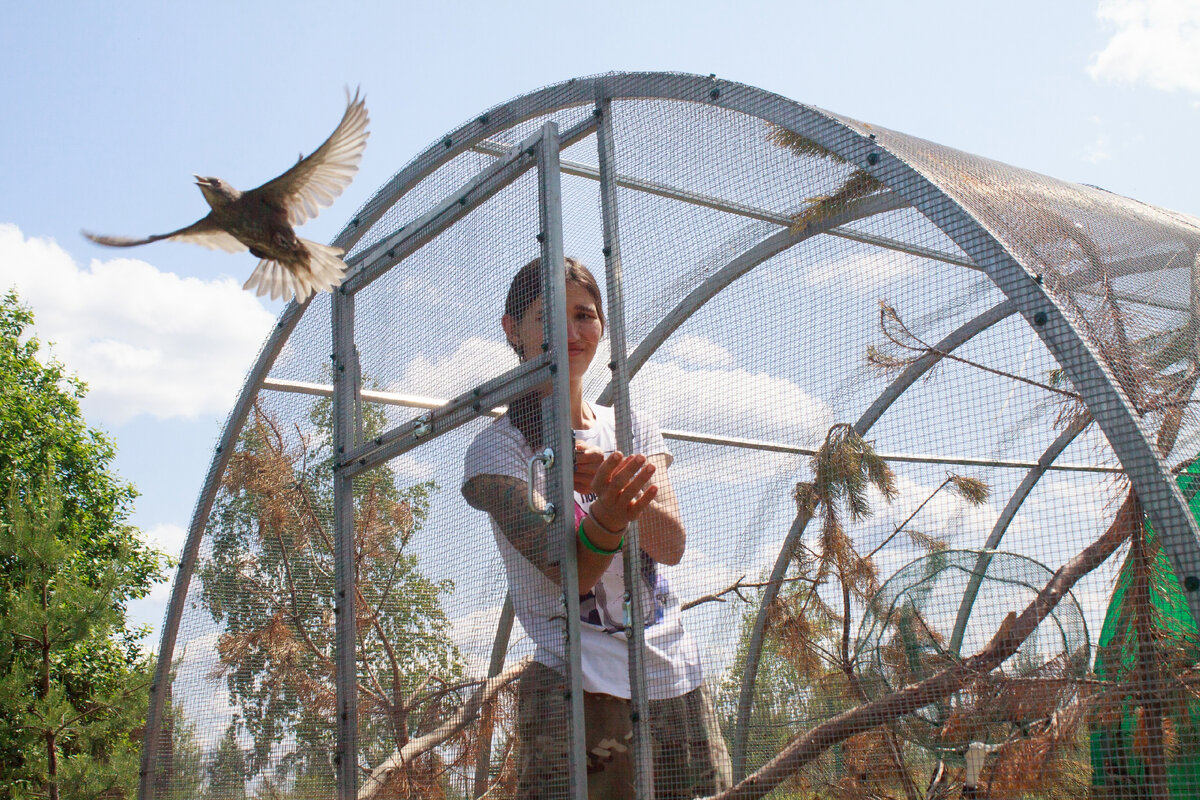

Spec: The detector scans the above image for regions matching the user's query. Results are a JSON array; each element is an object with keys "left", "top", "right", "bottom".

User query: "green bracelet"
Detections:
[{"left": 578, "top": 518, "right": 623, "bottom": 555}]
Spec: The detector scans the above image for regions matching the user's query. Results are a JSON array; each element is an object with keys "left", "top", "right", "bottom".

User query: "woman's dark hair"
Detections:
[{"left": 505, "top": 256, "right": 604, "bottom": 448}]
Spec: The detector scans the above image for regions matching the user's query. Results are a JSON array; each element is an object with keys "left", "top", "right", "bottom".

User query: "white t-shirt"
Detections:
[{"left": 463, "top": 403, "right": 702, "bottom": 700}]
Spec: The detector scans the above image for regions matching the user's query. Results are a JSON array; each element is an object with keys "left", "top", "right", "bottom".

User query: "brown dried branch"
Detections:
[
  {"left": 983, "top": 697, "right": 1091, "bottom": 798},
  {"left": 705, "top": 490, "right": 1141, "bottom": 800},
  {"left": 864, "top": 476, "right": 952, "bottom": 561},
  {"left": 764, "top": 124, "right": 887, "bottom": 232},
  {"left": 790, "top": 170, "right": 886, "bottom": 231},
  {"left": 358, "top": 657, "right": 530, "bottom": 800},
  {"left": 257, "top": 406, "right": 415, "bottom": 724},
  {"left": 680, "top": 574, "right": 819, "bottom": 612},
  {"left": 871, "top": 301, "right": 1082, "bottom": 400},
  {"left": 766, "top": 125, "right": 847, "bottom": 162},
  {"left": 948, "top": 475, "right": 990, "bottom": 505}
]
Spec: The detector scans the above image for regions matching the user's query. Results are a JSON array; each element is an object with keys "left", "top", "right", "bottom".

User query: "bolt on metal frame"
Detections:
[{"left": 139, "top": 72, "right": 1200, "bottom": 800}]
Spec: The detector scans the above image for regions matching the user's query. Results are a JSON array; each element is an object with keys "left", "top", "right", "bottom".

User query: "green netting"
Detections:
[{"left": 1091, "top": 459, "right": 1200, "bottom": 796}]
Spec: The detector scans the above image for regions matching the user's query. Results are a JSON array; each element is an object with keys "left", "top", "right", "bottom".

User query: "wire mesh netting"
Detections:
[{"left": 144, "top": 73, "right": 1200, "bottom": 800}]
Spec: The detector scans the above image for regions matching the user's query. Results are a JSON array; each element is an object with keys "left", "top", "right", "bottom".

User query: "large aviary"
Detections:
[{"left": 83, "top": 88, "right": 369, "bottom": 303}]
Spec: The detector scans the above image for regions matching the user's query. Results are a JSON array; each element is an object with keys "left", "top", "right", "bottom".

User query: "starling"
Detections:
[{"left": 83, "top": 88, "right": 370, "bottom": 303}]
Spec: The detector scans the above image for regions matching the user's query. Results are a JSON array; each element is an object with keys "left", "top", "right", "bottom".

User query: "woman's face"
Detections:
[{"left": 504, "top": 281, "right": 603, "bottom": 378}]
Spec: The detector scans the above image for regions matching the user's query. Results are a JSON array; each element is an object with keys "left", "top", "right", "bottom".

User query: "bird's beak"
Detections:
[{"left": 194, "top": 175, "right": 211, "bottom": 187}]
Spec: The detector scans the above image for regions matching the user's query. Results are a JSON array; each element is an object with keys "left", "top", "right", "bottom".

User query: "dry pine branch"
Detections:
[{"left": 705, "top": 491, "right": 1142, "bottom": 800}]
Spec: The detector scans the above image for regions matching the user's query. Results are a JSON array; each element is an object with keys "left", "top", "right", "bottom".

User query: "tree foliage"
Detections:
[
  {"left": 194, "top": 394, "right": 468, "bottom": 798},
  {"left": 0, "top": 291, "right": 159, "bottom": 594},
  {"left": 0, "top": 290, "right": 165, "bottom": 799}
]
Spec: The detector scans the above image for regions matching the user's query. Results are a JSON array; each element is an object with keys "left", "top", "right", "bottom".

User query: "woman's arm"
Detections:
[
  {"left": 635, "top": 453, "right": 685, "bottom": 566},
  {"left": 462, "top": 473, "right": 563, "bottom": 583},
  {"left": 462, "top": 451, "right": 658, "bottom": 594}
]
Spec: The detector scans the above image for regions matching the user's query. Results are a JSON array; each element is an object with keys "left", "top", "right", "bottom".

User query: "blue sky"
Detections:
[{"left": 1, "top": 0, "right": 1197, "bottom": 640}]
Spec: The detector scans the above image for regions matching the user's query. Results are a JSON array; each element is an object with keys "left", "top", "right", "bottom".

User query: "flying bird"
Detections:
[{"left": 83, "top": 88, "right": 370, "bottom": 303}]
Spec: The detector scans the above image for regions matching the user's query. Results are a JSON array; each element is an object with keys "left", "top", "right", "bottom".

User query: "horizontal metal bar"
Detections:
[
  {"left": 471, "top": 139, "right": 988, "bottom": 274},
  {"left": 262, "top": 378, "right": 498, "bottom": 417},
  {"left": 337, "top": 355, "right": 552, "bottom": 478},
  {"left": 475, "top": 138, "right": 1186, "bottom": 313},
  {"left": 659, "top": 428, "right": 1122, "bottom": 474},
  {"left": 261, "top": 378, "right": 1120, "bottom": 473},
  {"left": 825, "top": 226, "right": 978, "bottom": 270},
  {"left": 342, "top": 116, "right": 599, "bottom": 295},
  {"left": 473, "top": 138, "right": 798, "bottom": 226}
]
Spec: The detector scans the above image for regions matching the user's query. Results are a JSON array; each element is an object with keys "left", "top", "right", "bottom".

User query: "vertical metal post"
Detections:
[
  {"left": 473, "top": 594, "right": 515, "bottom": 798},
  {"left": 537, "top": 121, "right": 589, "bottom": 800},
  {"left": 595, "top": 94, "right": 654, "bottom": 799},
  {"left": 332, "top": 288, "right": 359, "bottom": 800}
]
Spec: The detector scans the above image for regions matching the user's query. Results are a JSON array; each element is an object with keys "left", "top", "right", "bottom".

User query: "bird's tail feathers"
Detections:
[{"left": 243, "top": 240, "right": 348, "bottom": 304}]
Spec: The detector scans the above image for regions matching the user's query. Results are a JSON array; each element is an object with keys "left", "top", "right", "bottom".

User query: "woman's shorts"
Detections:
[{"left": 514, "top": 661, "right": 733, "bottom": 799}]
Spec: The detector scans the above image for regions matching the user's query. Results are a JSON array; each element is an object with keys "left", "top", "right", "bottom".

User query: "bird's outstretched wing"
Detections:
[
  {"left": 249, "top": 87, "right": 370, "bottom": 227},
  {"left": 83, "top": 216, "right": 247, "bottom": 253}
]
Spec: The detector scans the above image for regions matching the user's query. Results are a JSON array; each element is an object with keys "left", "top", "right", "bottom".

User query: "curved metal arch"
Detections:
[
  {"left": 324, "top": 70, "right": 1200, "bottom": 602},
  {"left": 352, "top": 71, "right": 1200, "bottom": 593},
  {"left": 947, "top": 414, "right": 1094, "bottom": 657},
  {"left": 138, "top": 83, "right": 590, "bottom": 796},
  {"left": 143, "top": 70, "right": 1200, "bottom": 797},
  {"left": 596, "top": 190, "right": 910, "bottom": 405},
  {"left": 138, "top": 299, "right": 313, "bottom": 798},
  {"left": 831, "top": 120, "right": 1200, "bottom": 610},
  {"left": 730, "top": 299, "right": 1015, "bottom": 777}
]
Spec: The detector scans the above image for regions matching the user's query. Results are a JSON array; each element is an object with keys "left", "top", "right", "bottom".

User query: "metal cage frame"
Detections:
[{"left": 139, "top": 72, "right": 1200, "bottom": 800}]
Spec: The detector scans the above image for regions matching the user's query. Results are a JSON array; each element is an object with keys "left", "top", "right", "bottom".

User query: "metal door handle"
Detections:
[{"left": 526, "top": 448, "right": 557, "bottom": 523}]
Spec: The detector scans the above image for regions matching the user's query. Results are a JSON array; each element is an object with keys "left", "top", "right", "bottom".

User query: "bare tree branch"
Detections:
[
  {"left": 680, "top": 574, "right": 819, "bottom": 612},
  {"left": 357, "top": 658, "right": 530, "bottom": 800}
]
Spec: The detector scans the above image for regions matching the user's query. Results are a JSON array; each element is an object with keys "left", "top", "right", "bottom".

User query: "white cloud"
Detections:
[
  {"left": 142, "top": 521, "right": 189, "bottom": 558},
  {"left": 170, "top": 631, "right": 237, "bottom": 731},
  {"left": 393, "top": 336, "right": 516, "bottom": 398},
  {"left": 673, "top": 544, "right": 745, "bottom": 604},
  {"left": 635, "top": 361, "right": 835, "bottom": 446},
  {"left": 137, "top": 522, "right": 190, "bottom": 605},
  {"left": 803, "top": 249, "right": 922, "bottom": 290},
  {"left": 0, "top": 224, "right": 276, "bottom": 425},
  {"left": 1085, "top": 134, "right": 1114, "bottom": 163},
  {"left": 663, "top": 334, "right": 735, "bottom": 369},
  {"left": 386, "top": 452, "right": 437, "bottom": 483},
  {"left": 671, "top": 446, "right": 795, "bottom": 490},
  {"left": 448, "top": 604, "right": 531, "bottom": 676},
  {"left": 1089, "top": 0, "right": 1200, "bottom": 93}
]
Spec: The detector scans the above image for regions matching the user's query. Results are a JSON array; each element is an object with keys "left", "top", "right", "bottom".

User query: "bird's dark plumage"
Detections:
[{"left": 83, "top": 88, "right": 370, "bottom": 303}]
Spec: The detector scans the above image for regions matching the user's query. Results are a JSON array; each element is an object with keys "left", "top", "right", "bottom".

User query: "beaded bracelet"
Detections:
[{"left": 578, "top": 517, "right": 624, "bottom": 555}]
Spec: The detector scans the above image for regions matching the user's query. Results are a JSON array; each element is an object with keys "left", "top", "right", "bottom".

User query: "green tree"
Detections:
[
  {"left": 0, "top": 290, "right": 165, "bottom": 799},
  {"left": 204, "top": 724, "right": 247, "bottom": 800},
  {"left": 0, "top": 487, "right": 152, "bottom": 800},
  {"left": 0, "top": 290, "right": 159, "bottom": 594}
]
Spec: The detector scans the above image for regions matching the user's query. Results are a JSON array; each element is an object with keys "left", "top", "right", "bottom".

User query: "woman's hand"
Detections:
[
  {"left": 573, "top": 440, "right": 605, "bottom": 494},
  {"left": 586, "top": 451, "right": 658, "bottom": 534}
]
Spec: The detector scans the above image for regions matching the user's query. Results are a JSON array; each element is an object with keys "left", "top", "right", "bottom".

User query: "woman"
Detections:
[{"left": 462, "top": 257, "right": 732, "bottom": 799}]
